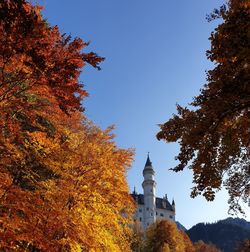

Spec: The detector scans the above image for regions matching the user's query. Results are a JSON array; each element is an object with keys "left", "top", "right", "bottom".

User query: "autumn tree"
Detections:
[
  {"left": 36, "top": 120, "right": 135, "bottom": 251},
  {"left": 0, "top": 0, "right": 103, "bottom": 193},
  {"left": 0, "top": 0, "right": 135, "bottom": 251},
  {"left": 1, "top": 118, "right": 135, "bottom": 251},
  {"left": 194, "top": 240, "right": 221, "bottom": 252},
  {"left": 157, "top": 0, "right": 250, "bottom": 213},
  {"left": 145, "top": 220, "right": 188, "bottom": 252}
]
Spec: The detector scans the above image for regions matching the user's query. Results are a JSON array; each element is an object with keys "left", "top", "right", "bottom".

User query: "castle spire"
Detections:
[
  {"left": 143, "top": 153, "right": 154, "bottom": 176},
  {"left": 145, "top": 152, "right": 152, "bottom": 167}
]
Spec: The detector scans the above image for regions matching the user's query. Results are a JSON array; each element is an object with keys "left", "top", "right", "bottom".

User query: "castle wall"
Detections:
[
  {"left": 156, "top": 208, "right": 175, "bottom": 222},
  {"left": 134, "top": 203, "right": 175, "bottom": 229}
]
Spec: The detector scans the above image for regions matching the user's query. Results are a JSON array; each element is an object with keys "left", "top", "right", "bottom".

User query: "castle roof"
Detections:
[
  {"left": 131, "top": 193, "right": 174, "bottom": 212},
  {"left": 143, "top": 154, "right": 154, "bottom": 174},
  {"left": 145, "top": 155, "right": 152, "bottom": 167}
]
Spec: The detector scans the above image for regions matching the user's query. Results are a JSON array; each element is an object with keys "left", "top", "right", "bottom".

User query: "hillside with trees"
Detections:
[
  {"left": 187, "top": 218, "right": 250, "bottom": 252},
  {"left": 130, "top": 218, "right": 250, "bottom": 252}
]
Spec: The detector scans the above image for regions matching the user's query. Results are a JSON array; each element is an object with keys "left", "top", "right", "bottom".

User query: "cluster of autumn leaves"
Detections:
[{"left": 0, "top": 1, "right": 134, "bottom": 251}]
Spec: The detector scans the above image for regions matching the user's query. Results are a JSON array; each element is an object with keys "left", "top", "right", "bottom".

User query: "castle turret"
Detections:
[{"left": 142, "top": 154, "right": 156, "bottom": 228}]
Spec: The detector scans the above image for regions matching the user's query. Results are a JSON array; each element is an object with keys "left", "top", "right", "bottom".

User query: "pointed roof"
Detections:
[
  {"left": 145, "top": 153, "right": 152, "bottom": 167},
  {"left": 133, "top": 186, "right": 137, "bottom": 195},
  {"left": 172, "top": 199, "right": 175, "bottom": 205},
  {"left": 143, "top": 153, "right": 154, "bottom": 175}
]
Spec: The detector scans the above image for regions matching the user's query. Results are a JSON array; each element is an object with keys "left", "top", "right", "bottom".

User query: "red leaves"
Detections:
[
  {"left": 0, "top": 1, "right": 134, "bottom": 251},
  {"left": 0, "top": 1, "right": 103, "bottom": 115}
]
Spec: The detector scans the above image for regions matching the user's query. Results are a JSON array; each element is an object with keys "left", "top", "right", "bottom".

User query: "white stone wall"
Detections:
[
  {"left": 155, "top": 208, "right": 175, "bottom": 222},
  {"left": 135, "top": 204, "right": 144, "bottom": 224},
  {"left": 134, "top": 204, "right": 175, "bottom": 228}
]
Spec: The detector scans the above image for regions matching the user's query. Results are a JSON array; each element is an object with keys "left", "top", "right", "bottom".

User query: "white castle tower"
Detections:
[
  {"left": 132, "top": 155, "right": 176, "bottom": 229},
  {"left": 142, "top": 154, "right": 156, "bottom": 228}
]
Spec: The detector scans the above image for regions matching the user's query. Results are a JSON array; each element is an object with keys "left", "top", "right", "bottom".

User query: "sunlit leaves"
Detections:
[
  {"left": 0, "top": 0, "right": 133, "bottom": 251},
  {"left": 144, "top": 220, "right": 195, "bottom": 252}
]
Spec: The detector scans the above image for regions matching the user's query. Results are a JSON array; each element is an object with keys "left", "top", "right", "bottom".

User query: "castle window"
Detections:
[
  {"left": 169, "top": 215, "right": 173, "bottom": 219},
  {"left": 146, "top": 207, "right": 149, "bottom": 211},
  {"left": 160, "top": 213, "right": 164, "bottom": 217},
  {"left": 139, "top": 217, "right": 142, "bottom": 222},
  {"left": 150, "top": 213, "right": 153, "bottom": 216},
  {"left": 150, "top": 189, "right": 153, "bottom": 192},
  {"left": 139, "top": 209, "right": 142, "bottom": 213},
  {"left": 156, "top": 212, "right": 158, "bottom": 215}
]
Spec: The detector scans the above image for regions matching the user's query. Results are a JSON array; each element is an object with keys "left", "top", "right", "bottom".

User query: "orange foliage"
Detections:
[
  {"left": 145, "top": 220, "right": 193, "bottom": 252},
  {"left": 1, "top": 120, "right": 135, "bottom": 251},
  {"left": 0, "top": 1, "right": 134, "bottom": 251},
  {"left": 194, "top": 240, "right": 221, "bottom": 252}
]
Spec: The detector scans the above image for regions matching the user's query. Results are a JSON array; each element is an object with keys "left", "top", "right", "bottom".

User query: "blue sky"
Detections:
[{"left": 41, "top": 0, "right": 249, "bottom": 229}]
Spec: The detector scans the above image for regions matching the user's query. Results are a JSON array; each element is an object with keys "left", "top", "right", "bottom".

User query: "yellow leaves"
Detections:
[
  {"left": 24, "top": 131, "right": 60, "bottom": 156},
  {"left": 71, "top": 244, "right": 82, "bottom": 252},
  {"left": 16, "top": 119, "right": 135, "bottom": 251},
  {"left": 65, "top": 124, "right": 134, "bottom": 250},
  {"left": 146, "top": 220, "right": 194, "bottom": 252}
]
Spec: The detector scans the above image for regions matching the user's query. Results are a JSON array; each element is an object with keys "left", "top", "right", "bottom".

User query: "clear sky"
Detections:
[{"left": 41, "top": 0, "right": 249, "bottom": 229}]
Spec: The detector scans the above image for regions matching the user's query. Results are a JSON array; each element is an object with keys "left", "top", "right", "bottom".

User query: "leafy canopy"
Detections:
[
  {"left": 157, "top": 0, "right": 250, "bottom": 213},
  {"left": 0, "top": 1, "right": 135, "bottom": 251}
]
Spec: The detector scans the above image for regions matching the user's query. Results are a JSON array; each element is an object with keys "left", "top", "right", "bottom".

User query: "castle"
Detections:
[{"left": 131, "top": 155, "right": 175, "bottom": 229}]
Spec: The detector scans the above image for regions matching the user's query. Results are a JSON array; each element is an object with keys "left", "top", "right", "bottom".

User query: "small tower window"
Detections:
[
  {"left": 146, "top": 207, "right": 149, "bottom": 211},
  {"left": 150, "top": 213, "right": 153, "bottom": 216},
  {"left": 160, "top": 213, "right": 164, "bottom": 217},
  {"left": 156, "top": 212, "right": 158, "bottom": 215}
]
